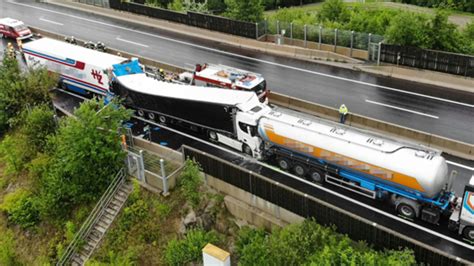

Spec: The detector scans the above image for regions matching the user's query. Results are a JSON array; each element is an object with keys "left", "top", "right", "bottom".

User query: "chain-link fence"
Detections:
[{"left": 263, "top": 19, "right": 384, "bottom": 52}]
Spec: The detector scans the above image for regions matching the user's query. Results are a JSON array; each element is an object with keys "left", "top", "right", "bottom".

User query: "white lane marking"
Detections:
[
  {"left": 11, "top": 1, "right": 474, "bottom": 108},
  {"left": 447, "top": 161, "right": 474, "bottom": 171},
  {"left": 365, "top": 99, "right": 439, "bottom": 119},
  {"left": 55, "top": 89, "right": 474, "bottom": 251},
  {"left": 116, "top": 36, "right": 149, "bottom": 48},
  {"left": 39, "top": 17, "right": 64, "bottom": 26}
]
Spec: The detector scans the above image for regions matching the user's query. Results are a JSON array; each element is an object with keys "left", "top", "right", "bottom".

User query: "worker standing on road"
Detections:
[
  {"left": 6, "top": 42, "right": 15, "bottom": 58},
  {"left": 159, "top": 68, "right": 165, "bottom": 80},
  {"left": 339, "top": 104, "right": 348, "bottom": 124}
]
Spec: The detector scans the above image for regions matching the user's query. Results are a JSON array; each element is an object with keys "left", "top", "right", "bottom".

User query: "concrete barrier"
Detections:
[{"left": 30, "top": 27, "right": 473, "bottom": 160}]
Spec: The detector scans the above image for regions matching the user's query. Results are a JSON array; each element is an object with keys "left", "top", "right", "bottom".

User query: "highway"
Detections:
[{"left": 2, "top": 0, "right": 474, "bottom": 143}]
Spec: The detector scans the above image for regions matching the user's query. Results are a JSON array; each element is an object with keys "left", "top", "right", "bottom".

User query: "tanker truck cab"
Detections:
[{"left": 449, "top": 175, "right": 474, "bottom": 242}]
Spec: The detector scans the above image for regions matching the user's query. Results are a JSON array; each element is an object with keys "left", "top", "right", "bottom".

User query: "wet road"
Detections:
[{"left": 2, "top": 0, "right": 474, "bottom": 143}]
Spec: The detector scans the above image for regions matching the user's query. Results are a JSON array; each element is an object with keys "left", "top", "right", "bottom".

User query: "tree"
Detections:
[
  {"left": 19, "top": 104, "right": 57, "bottom": 154},
  {"left": 318, "top": 0, "right": 350, "bottom": 23},
  {"left": 0, "top": 56, "right": 57, "bottom": 134},
  {"left": 168, "top": 0, "right": 209, "bottom": 12},
  {"left": 385, "top": 12, "right": 430, "bottom": 48},
  {"left": 224, "top": 0, "right": 264, "bottom": 22},
  {"left": 427, "top": 10, "right": 462, "bottom": 52},
  {"left": 207, "top": 0, "right": 226, "bottom": 13},
  {"left": 39, "top": 98, "right": 132, "bottom": 219}
]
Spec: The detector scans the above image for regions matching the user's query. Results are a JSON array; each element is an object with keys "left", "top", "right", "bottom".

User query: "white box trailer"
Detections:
[{"left": 22, "top": 37, "right": 126, "bottom": 95}]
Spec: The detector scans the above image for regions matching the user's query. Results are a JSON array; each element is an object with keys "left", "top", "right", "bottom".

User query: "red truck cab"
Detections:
[{"left": 0, "top": 18, "right": 32, "bottom": 40}]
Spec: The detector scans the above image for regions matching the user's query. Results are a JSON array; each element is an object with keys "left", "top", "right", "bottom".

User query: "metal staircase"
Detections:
[{"left": 57, "top": 169, "right": 132, "bottom": 266}]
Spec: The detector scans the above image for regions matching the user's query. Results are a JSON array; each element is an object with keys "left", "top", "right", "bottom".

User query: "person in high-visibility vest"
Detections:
[
  {"left": 339, "top": 104, "right": 348, "bottom": 124},
  {"left": 6, "top": 42, "right": 15, "bottom": 58}
]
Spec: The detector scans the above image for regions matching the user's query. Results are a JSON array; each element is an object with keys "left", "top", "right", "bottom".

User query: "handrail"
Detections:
[{"left": 57, "top": 168, "right": 126, "bottom": 266}]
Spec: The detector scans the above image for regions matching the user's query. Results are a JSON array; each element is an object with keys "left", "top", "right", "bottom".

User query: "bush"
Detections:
[
  {"left": 0, "top": 189, "right": 40, "bottom": 229},
  {"left": 164, "top": 229, "right": 220, "bottom": 265},
  {"left": 0, "top": 134, "right": 32, "bottom": 175},
  {"left": 178, "top": 159, "right": 203, "bottom": 208},
  {"left": 235, "top": 219, "right": 416, "bottom": 265},
  {"left": 0, "top": 229, "right": 19, "bottom": 266}
]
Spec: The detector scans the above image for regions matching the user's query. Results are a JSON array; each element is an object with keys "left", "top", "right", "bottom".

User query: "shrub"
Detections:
[
  {"left": 0, "top": 189, "right": 40, "bottom": 229},
  {"left": 0, "top": 229, "right": 18, "bottom": 266},
  {"left": 178, "top": 159, "right": 203, "bottom": 208},
  {"left": 164, "top": 229, "right": 220, "bottom": 265}
]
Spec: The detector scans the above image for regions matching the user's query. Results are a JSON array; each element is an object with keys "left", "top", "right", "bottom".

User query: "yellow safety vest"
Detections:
[{"left": 339, "top": 106, "right": 348, "bottom": 115}]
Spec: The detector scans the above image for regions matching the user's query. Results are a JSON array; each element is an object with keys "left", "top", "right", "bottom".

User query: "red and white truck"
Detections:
[
  {"left": 179, "top": 63, "right": 268, "bottom": 103},
  {"left": 0, "top": 18, "right": 32, "bottom": 40}
]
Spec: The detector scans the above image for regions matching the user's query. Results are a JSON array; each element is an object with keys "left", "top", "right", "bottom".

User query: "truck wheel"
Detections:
[
  {"left": 397, "top": 203, "right": 416, "bottom": 219},
  {"left": 309, "top": 169, "right": 324, "bottom": 183},
  {"left": 137, "top": 109, "right": 145, "bottom": 117},
  {"left": 463, "top": 227, "right": 474, "bottom": 241},
  {"left": 277, "top": 157, "right": 291, "bottom": 171},
  {"left": 293, "top": 163, "right": 306, "bottom": 177},
  {"left": 148, "top": 112, "right": 155, "bottom": 121},
  {"left": 208, "top": 131, "right": 218, "bottom": 141},
  {"left": 242, "top": 144, "right": 252, "bottom": 156},
  {"left": 158, "top": 115, "right": 167, "bottom": 125}
]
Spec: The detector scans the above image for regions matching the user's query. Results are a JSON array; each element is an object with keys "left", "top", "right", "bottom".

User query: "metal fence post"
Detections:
[
  {"left": 377, "top": 41, "right": 382, "bottom": 66},
  {"left": 276, "top": 20, "right": 280, "bottom": 37},
  {"left": 368, "top": 33, "right": 372, "bottom": 51},
  {"left": 138, "top": 150, "right": 145, "bottom": 181},
  {"left": 304, "top": 24, "right": 307, "bottom": 48},
  {"left": 290, "top": 22, "right": 293, "bottom": 41},
  {"left": 350, "top": 30, "right": 354, "bottom": 57},
  {"left": 255, "top": 22, "right": 259, "bottom": 40},
  {"left": 264, "top": 18, "right": 267, "bottom": 35},
  {"left": 334, "top": 28, "right": 338, "bottom": 52},
  {"left": 160, "top": 158, "right": 169, "bottom": 196},
  {"left": 318, "top": 25, "right": 322, "bottom": 50}
]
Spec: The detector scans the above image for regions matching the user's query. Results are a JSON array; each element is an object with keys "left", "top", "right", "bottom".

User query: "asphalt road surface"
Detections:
[{"left": 1, "top": 0, "right": 474, "bottom": 144}]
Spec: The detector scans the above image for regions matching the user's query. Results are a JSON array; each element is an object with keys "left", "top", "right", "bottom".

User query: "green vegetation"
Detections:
[
  {"left": 236, "top": 220, "right": 416, "bottom": 265},
  {"left": 164, "top": 229, "right": 220, "bottom": 265},
  {"left": 224, "top": 0, "right": 265, "bottom": 22},
  {"left": 178, "top": 159, "right": 203, "bottom": 208},
  {"left": 0, "top": 54, "right": 132, "bottom": 264},
  {"left": 265, "top": 0, "right": 474, "bottom": 54},
  {"left": 398, "top": 0, "right": 474, "bottom": 13}
]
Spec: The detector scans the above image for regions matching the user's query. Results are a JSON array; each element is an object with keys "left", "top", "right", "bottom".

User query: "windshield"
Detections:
[
  {"left": 252, "top": 80, "right": 266, "bottom": 95},
  {"left": 13, "top": 25, "right": 28, "bottom": 32}
]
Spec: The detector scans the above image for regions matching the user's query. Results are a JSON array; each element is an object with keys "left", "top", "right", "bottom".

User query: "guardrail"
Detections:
[
  {"left": 57, "top": 168, "right": 126, "bottom": 266},
  {"left": 28, "top": 27, "right": 474, "bottom": 160}
]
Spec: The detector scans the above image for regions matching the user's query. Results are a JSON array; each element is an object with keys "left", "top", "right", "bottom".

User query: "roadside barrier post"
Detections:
[
  {"left": 334, "top": 28, "right": 338, "bottom": 52},
  {"left": 290, "top": 22, "right": 293, "bottom": 42},
  {"left": 318, "top": 25, "right": 322, "bottom": 50},
  {"left": 138, "top": 150, "right": 145, "bottom": 181},
  {"left": 377, "top": 41, "right": 382, "bottom": 66},
  {"left": 368, "top": 33, "right": 372, "bottom": 51},
  {"left": 264, "top": 18, "right": 267, "bottom": 35}
]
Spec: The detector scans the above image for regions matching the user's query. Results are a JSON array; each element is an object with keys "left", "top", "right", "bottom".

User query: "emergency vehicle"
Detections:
[
  {"left": 22, "top": 37, "right": 127, "bottom": 95},
  {"left": 179, "top": 63, "right": 268, "bottom": 103},
  {"left": 0, "top": 18, "right": 32, "bottom": 40}
]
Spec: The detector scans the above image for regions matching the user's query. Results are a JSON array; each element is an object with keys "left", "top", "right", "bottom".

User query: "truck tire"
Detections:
[
  {"left": 309, "top": 169, "right": 324, "bottom": 183},
  {"left": 208, "top": 131, "right": 218, "bottom": 141},
  {"left": 463, "top": 226, "right": 474, "bottom": 241},
  {"left": 158, "top": 115, "right": 167, "bottom": 125},
  {"left": 293, "top": 163, "right": 307, "bottom": 177},
  {"left": 148, "top": 112, "right": 155, "bottom": 121},
  {"left": 397, "top": 203, "right": 416, "bottom": 219},
  {"left": 242, "top": 144, "right": 252, "bottom": 156},
  {"left": 277, "top": 157, "right": 291, "bottom": 171}
]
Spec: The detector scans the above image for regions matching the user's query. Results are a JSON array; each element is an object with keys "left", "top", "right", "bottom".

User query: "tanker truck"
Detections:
[{"left": 257, "top": 109, "right": 474, "bottom": 241}]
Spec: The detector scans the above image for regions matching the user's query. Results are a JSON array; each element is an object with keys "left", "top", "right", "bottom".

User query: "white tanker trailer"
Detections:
[{"left": 257, "top": 110, "right": 474, "bottom": 241}]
